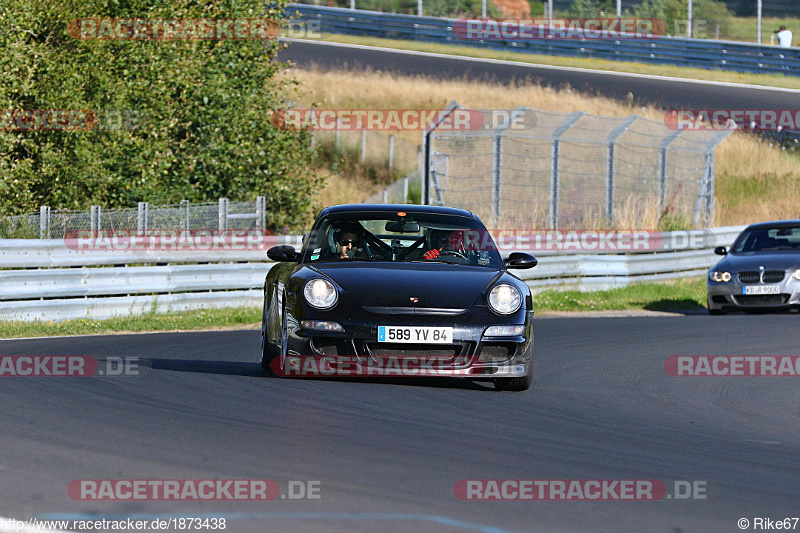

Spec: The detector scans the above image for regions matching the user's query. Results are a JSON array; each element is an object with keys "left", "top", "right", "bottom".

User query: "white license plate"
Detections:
[
  {"left": 743, "top": 285, "right": 780, "bottom": 295},
  {"left": 377, "top": 326, "right": 453, "bottom": 344}
]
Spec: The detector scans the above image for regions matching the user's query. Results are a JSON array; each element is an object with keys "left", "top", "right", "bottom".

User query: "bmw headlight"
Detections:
[
  {"left": 303, "top": 278, "right": 338, "bottom": 309},
  {"left": 709, "top": 271, "right": 732, "bottom": 282},
  {"left": 488, "top": 284, "right": 522, "bottom": 315},
  {"left": 793, "top": 269, "right": 800, "bottom": 280}
]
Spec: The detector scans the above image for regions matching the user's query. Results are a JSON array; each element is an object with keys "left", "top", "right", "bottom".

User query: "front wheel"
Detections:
[
  {"left": 260, "top": 295, "right": 280, "bottom": 373},
  {"left": 494, "top": 373, "right": 532, "bottom": 392}
]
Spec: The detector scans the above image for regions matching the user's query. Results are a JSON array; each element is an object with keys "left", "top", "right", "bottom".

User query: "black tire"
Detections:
[
  {"left": 260, "top": 296, "right": 279, "bottom": 373},
  {"left": 494, "top": 372, "right": 532, "bottom": 392}
]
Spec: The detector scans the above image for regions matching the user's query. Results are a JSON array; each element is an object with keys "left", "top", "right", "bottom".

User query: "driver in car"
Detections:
[
  {"left": 333, "top": 223, "right": 367, "bottom": 260},
  {"left": 424, "top": 230, "right": 456, "bottom": 260}
]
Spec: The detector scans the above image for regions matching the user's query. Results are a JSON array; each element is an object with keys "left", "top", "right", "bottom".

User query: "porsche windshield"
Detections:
[
  {"left": 731, "top": 226, "right": 800, "bottom": 253},
  {"left": 302, "top": 212, "right": 504, "bottom": 268}
]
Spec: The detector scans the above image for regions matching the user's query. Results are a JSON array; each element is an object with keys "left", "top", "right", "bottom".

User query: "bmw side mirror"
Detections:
[
  {"left": 504, "top": 252, "right": 538, "bottom": 269},
  {"left": 267, "top": 245, "right": 298, "bottom": 262},
  {"left": 714, "top": 246, "right": 727, "bottom": 256}
]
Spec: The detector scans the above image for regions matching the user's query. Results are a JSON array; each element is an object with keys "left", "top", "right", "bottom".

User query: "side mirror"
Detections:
[
  {"left": 267, "top": 245, "right": 298, "bottom": 262},
  {"left": 714, "top": 246, "right": 727, "bottom": 256},
  {"left": 504, "top": 252, "right": 538, "bottom": 269}
]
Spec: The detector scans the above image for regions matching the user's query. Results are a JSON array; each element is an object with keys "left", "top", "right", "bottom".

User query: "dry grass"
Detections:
[{"left": 289, "top": 67, "right": 800, "bottom": 226}]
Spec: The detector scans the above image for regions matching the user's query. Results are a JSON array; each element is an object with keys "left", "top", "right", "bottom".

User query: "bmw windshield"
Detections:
[{"left": 731, "top": 225, "right": 800, "bottom": 253}]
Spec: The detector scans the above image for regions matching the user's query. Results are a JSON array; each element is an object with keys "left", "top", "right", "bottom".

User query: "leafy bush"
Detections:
[
  {"left": 626, "top": 0, "right": 734, "bottom": 38},
  {"left": 0, "top": 0, "right": 320, "bottom": 230}
]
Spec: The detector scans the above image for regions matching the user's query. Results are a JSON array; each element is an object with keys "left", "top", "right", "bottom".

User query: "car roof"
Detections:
[
  {"left": 745, "top": 219, "right": 800, "bottom": 230},
  {"left": 319, "top": 204, "right": 477, "bottom": 219}
]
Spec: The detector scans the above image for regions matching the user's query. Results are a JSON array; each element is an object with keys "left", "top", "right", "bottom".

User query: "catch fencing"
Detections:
[
  {"left": 0, "top": 198, "right": 268, "bottom": 239},
  {"left": 424, "top": 103, "right": 733, "bottom": 229},
  {"left": 0, "top": 226, "right": 744, "bottom": 321}
]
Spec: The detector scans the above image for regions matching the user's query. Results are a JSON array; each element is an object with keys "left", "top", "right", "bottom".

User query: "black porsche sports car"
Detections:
[{"left": 260, "top": 204, "right": 538, "bottom": 391}]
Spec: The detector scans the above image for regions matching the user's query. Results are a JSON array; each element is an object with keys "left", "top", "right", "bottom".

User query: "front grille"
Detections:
[
  {"left": 738, "top": 271, "right": 760, "bottom": 283},
  {"left": 733, "top": 294, "right": 789, "bottom": 306},
  {"left": 365, "top": 343, "right": 461, "bottom": 358},
  {"left": 763, "top": 271, "right": 785, "bottom": 283}
]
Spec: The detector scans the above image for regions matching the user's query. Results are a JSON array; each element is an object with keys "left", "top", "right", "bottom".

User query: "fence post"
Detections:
[
  {"left": 310, "top": 109, "right": 316, "bottom": 150},
  {"left": 137, "top": 202, "right": 148, "bottom": 233},
  {"left": 181, "top": 199, "right": 190, "bottom": 231},
  {"left": 382, "top": 189, "right": 388, "bottom": 203},
  {"left": 658, "top": 130, "right": 683, "bottom": 212},
  {"left": 350, "top": 0, "right": 355, "bottom": 9},
  {"left": 39, "top": 206, "right": 50, "bottom": 239},
  {"left": 418, "top": 0, "right": 422, "bottom": 16},
  {"left": 388, "top": 135, "right": 394, "bottom": 172},
  {"left": 403, "top": 176, "right": 409, "bottom": 203},
  {"left": 606, "top": 115, "right": 638, "bottom": 225},
  {"left": 361, "top": 127, "right": 366, "bottom": 163},
  {"left": 256, "top": 196, "right": 266, "bottom": 231},
  {"left": 90, "top": 205, "right": 101, "bottom": 234},
  {"left": 424, "top": 101, "right": 461, "bottom": 206},
  {"left": 218, "top": 198, "right": 228, "bottom": 232},
  {"left": 335, "top": 118, "right": 341, "bottom": 149},
  {"left": 491, "top": 107, "right": 528, "bottom": 228},
  {"left": 550, "top": 111, "right": 584, "bottom": 230}
]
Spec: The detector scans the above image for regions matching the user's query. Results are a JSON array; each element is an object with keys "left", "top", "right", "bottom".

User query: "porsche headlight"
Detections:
[
  {"left": 709, "top": 271, "right": 732, "bottom": 282},
  {"left": 303, "top": 278, "right": 338, "bottom": 309},
  {"left": 488, "top": 284, "right": 522, "bottom": 315},
  {"left": 793, "top": 269, "right": 800, "bottom": 281}
]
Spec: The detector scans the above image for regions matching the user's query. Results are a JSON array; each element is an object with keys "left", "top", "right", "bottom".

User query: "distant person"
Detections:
[{"left": 776, "top": 26, "right": 793, "bottom": 48}]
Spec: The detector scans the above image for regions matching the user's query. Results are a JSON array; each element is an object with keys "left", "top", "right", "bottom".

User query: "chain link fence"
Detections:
[
  {"left": 0, "top": 198, "right": 269, "bottom": 239},
  {"left": 424, "top": 103, "right": 733, "bottom": 229}
]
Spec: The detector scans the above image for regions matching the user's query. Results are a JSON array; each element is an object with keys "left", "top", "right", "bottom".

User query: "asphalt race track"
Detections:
[
  {"left": 279, "top": 40, "right": 800, "bottom": 110},
  {"left": 2, "top": 314, "right": 799, "bottom": 532}
]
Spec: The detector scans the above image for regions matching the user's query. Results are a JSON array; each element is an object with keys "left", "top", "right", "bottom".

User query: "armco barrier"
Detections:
[
  {"left": 288, "top": 4, "right": 800, "bottom": 76},
  {"left": 0, "top": 226, "right": 745, "bottom": 321}
]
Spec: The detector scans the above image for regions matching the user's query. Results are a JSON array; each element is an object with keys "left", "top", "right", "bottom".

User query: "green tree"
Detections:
[{"left": 0, "top": 0, "right": 319, "bottom": 229}]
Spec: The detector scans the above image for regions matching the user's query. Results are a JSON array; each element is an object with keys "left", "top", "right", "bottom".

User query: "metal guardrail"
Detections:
[
  {"left": 289, "top": 4, "right": 800, "bottom": 76},
  {"left": 0, "top": 226, "right": 744, "bottom": 321}
]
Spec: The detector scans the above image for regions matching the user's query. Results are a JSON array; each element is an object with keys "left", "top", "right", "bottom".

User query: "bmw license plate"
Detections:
[
  {"left": 378, "top": 326, "right": 452, "bottom": 344},
  {"left": 743, "top": 285, "right": 780, "bottom": 295}
]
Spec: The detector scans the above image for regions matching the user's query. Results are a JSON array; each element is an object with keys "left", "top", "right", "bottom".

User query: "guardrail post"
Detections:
[
  {"left": 39, "top": 206, "right": 50, "bottom": 239},
  {"left": 388, "top": 135, "right": 394, "bottom": 172},
  {"left": 658, "top": 130, "right": 683, "bottom": 212},
  {"left": 606, "top": 115, "right": 638, "bottom": 225},
  {"left": 137, "top": 202, "right": 148, "bottom": 233},
  {"left": 550, "top": 111, "right": 584, "bottom": 230},
  {"left": 218, "top": 198, "right": 228, "bottom": 232},
  {"left": 90, "top": 205, "right": 101, "bottom": 234},
  {"left": 256, "top": 196, "right": 265, "bottom": 231}
]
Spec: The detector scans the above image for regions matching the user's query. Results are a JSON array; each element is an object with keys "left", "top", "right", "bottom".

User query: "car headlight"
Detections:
[
  {"left": 793, "top": 269, "right": 800, "bottom": 280},
  {"left": 488, "top": 284, "right": 522, "bottom": 315},
  {"left": 709, "top": 271, "right": 732, "bottom": 282},
  {"left": 303, "top": 278, "right": 338, "bottom": 309}
]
